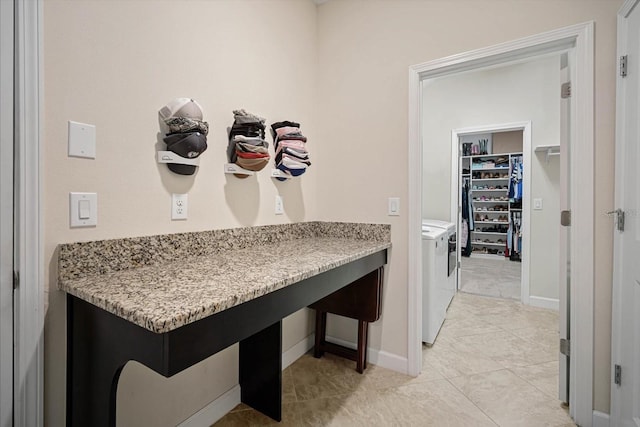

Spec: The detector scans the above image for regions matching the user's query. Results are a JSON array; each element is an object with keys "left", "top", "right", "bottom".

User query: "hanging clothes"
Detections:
[{"left": 460, "top": 178, "right": 473, "bottom": 257}]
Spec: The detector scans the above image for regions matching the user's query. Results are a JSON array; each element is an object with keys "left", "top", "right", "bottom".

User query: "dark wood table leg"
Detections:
[
  {"left": 314, "top": 311, "right": 327, "bottom": 358},
  {"left": 239, "top": 320, "right": 282, "bottom": 421},
  {"left": 66, "top": 296, "right": 164, "bottom": 427},
  {"left": 356, "top": 320, "right": 369, "bottom": 374}
]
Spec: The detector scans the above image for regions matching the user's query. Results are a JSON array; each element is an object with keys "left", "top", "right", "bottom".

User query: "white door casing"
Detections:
[
  {"left": 1, "top": 0, "right": 15, "bottom": 425},
  {"left": 409, "top": 22, "right": 594, "bottom": 426},
  {"left": 612, "top": 1, "right": 640, "bottom": 426}
]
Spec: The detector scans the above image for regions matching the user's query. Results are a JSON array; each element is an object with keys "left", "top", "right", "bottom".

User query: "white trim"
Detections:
[
  {"left": 177, "top": 385, "right": 241, "bottom": 427},
  {"left": 13, "top": 0, "right": 44, "bottom": 425},
  {"left": 449, "top": 121, "right": 531, "bottom": 307},
  {"left": 529, "top": 296, "right": 560, "bottom": 311},
  {"left": 409, "top": 22, "right": 595, "bottom": 427},
  {"left": 611, "top": 1, "right": 639, "bottom": 426},
  {"left": 0, "top": 0, "right": 14, "bottom": 423},
  {"left": 325, "top": 335, "right": 408, "bottom": 374},
  {"left": 282, "top": 333, "right": 315, "bottom": 370},
  {"left": 592, "top": 410, "right": 610, "bottom": 427}
]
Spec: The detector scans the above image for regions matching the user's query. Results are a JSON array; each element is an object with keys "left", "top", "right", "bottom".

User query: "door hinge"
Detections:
[
  {"left": 13, "top": 271, "right": 19, "bottom": 290},
  {"left": 561, "top": 82, "right": 571, "bottom": 99},
  {"left": 560, "top": 338, "right": 570, "bottom": 357},
  {"left": 620, "top": 55, "right": 628, "bottom": 77},
  {"left": 560, "top": 210, "right": 571, "bottom": 226},
  {"left": 457, "top": 260, "right": 461, "bottom": 269},
  {"left": 607, "top": 209, "right": 625, "bottom": 231},
  {"left": 614, "top": 364, "right": 622, "bottom": 386}
]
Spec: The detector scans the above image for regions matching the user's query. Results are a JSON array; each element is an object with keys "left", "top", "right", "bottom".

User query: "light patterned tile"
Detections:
[
  {"left": 510, "top": 361, "right": 560, "bottom": 399},
  {"left": 449, "top": 369, "right": 571, "bottom": 426},
  {"left": 382, "top": 378, "right": 498, "bottom": 426}
]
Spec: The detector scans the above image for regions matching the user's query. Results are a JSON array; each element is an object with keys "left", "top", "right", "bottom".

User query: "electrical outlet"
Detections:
[
  {"left": 172, "top": 193, "right": 188, "bottom": 220},
  {"left": 275, "top": 195, "right": 284, "bottom": 215},
  {"left": 534, "top": 198, "right": 543, "bottom": 210}
]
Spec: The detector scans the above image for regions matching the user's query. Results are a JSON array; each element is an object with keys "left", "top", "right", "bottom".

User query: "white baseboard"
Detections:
[
  {"left": 325, "top": 335, "right": 409, "bottom": 374},
  {"left": 528, "top": 295, "right": 559, "bottom": 311},
  {"left": 283, "top": 333, "right": 315, "bottom": 369},
  {"left": 177, "top": 385, "right": 240, "bottom": 427},
  {"left": 592, "top": 410, "right": 610, "bottom": 427}
]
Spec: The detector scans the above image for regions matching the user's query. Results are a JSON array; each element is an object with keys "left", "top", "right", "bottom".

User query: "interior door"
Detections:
[
  {"left": 558, "top": 53, "right": 571, "bottom": 404},
  {"left": 612, "top": 1, "right": 640, "bottom": 426},
  {"left": 0, "top": 0, "right": 14, "bottom": 424}
]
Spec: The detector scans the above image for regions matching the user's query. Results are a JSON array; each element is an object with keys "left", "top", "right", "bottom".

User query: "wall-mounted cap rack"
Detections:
[
  {"left": 157, "top": 151, "right": 200, "bottom": 166},
  {"left": 270, "top": 169, "right": 291, "bottom": 180},
  {"left": 224, "top": 163, "right": 255, "bottom": 176}
]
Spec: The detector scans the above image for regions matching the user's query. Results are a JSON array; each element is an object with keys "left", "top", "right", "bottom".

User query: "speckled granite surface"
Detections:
[{"left": 58, "top": 222, "right": 391, "bottom": 333}]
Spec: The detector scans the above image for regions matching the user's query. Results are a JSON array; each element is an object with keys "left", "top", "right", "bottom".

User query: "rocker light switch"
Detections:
[{"left": 70, "top": 192, "right": 97, "bottom": 227}]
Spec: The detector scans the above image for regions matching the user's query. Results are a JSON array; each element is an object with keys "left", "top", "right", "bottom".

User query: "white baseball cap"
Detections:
[{"left": 159, "top": 98, "right": 203, "bottom": 120}]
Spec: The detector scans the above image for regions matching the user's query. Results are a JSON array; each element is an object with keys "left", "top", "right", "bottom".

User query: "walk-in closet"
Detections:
[{"left": 459, "top": 130, "right": 523, "bottom": 300}]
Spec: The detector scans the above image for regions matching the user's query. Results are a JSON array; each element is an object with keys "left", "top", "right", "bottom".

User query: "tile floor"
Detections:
[
  {"left": 459, "top": 256, "right": 522, "bottom": 300},
  {"left": 213, "top": 292, "right": 574, "bottom": 426}
]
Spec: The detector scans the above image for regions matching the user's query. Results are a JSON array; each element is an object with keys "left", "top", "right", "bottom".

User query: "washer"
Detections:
[{"left": 421, "top": 225, "right": 449, "bottom": 344}]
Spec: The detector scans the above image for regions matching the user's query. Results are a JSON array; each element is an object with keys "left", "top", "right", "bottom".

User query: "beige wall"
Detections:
[
  {"left": 421, "top": 56, "right": 561, "bottom": 302},
  {"left": 316, "top": 0, "right": 619, "bottom": 413},
  {"left": 493, "top": 131, "right": 523, "bottom": 154},
  {"left": 43, "top": 1, "right": 317, "bottom": 425}
]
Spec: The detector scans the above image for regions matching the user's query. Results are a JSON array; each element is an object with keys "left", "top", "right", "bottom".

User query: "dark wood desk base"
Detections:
[
  {"left": 66, "top": 250, "right": 387, "bottom": 426},
  {"left": 310, "top": 268, "right": 383, "bottom": 373}
]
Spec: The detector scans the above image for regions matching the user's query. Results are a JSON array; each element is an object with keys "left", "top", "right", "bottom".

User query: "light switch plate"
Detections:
[
  {"left": 534, "top": 198, "right": 543, "bottom": 210},
  {"left": 388, "top": 197, "right": 400, "bottom": 216},
  {"left": 69, "top": 192, "right": 97, "bottom": 227},
  {"left": 68, "top": 121, "right": 96, "bottom": 159}
]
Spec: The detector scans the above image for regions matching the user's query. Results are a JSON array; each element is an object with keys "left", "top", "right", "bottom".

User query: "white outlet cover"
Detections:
[
  {"left": 533, "top": 198, "right": 543, "bottom": 210},
  {"left": 68, "top": 121, "right": 96, "bottom": 159},
  {"left": 172, "top": 193, "right": 188, "bottom": 220},
  {"left": 275, "top": 195, "right": 284, "bottom": 215}
]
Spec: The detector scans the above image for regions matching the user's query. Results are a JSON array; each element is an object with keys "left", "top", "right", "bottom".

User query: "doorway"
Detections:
[{"left": 408, "top": 22, "right": 595, "bottom": 426}]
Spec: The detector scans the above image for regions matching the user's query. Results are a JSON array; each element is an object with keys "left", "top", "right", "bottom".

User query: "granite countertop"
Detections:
[{"left": 58, "top": 222, "right": 391, "bottom": 334}]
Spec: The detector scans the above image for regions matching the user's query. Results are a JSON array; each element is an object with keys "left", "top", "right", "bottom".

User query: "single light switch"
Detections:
[
  {"left": 534, "top": 198, "right": 543, "bottom": 210},
  {"left": 68, "top": 121, "right": 96, "bottom": 159},
  {"left": 78, "top": 200, "right": 90, "bottom": 219},
  {"left": 388, "top": 197, "right": 400, "bottom": 216},
  {"left": 70, "top": 192, "right": 97, "bottom": 227}
]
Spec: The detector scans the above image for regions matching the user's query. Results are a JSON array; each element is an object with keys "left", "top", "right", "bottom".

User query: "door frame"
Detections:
[
  {"left": 611, "top": 0, "right": 638, "bottom": 425},
  {"left": 1, "top": 0, "right": 15, "bottom": 423},
  {"left": 449, "top": 122, "right": 532, "bottom": 304},
  {"left": 13, "top": 0, "right": 45, "bottom": 425},
  {"left": 408, "top": 22, "right": 595, "bottom": 426}
]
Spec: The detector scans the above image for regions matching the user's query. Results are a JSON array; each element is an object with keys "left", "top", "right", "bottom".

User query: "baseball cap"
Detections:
[
  {"left": 163, "top": 132, "right": 208, "bottom": 175},
  {"left": 159, "top": 98, "right": 203, "bottom": 121}
]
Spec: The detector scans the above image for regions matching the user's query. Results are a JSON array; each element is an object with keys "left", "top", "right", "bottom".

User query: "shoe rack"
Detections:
[{"left": 461, "top": 152, "right": 522, "bottom": 258}]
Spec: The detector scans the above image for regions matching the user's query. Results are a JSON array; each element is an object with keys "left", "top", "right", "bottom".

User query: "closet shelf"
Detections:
[
  {"left": 472, "top": 189, "right": 508, "bottom": 192},
  {"left": 471, "top": 167, "right": 509, "bottom": 171},
  {"left": 472, "top": 231, "right": 507, "bottom": 235},
  {"left": 535, "top": 144, "right": 560, "bottom": 162},
  {"left": 471, "top": 241, "right": 506, "bottom": 247},
  {"left": 473, "top": 200, "right": 508, "bottom": 203},
  {"left": 474, "top": 221, "right": 509, "bottom": 224},
  {"left": 472, "top": 177, "right": 509, "bottom": 181}
]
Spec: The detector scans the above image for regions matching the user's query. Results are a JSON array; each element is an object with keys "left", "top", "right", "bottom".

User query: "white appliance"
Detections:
[
  {"left": 421, "top": 219, "right": 457, "bottom": 344},
  {"left": 421, "top": 225, "right": 449, "bottom": 344}
]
